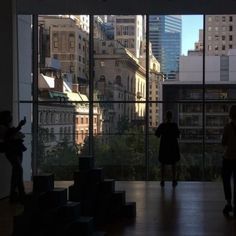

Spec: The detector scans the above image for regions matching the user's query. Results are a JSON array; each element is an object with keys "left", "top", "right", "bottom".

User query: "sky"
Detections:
[{"left": 182, "top": 15, "right": 203, "bottom": 55}]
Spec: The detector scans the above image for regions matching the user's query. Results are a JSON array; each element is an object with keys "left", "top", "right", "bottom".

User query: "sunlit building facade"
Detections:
[
  {"left": 94, "top": 39, "right": 146, "bottom": 134},
  {"left": 38, "top": 15, "right": 89, "bottom": 94}
]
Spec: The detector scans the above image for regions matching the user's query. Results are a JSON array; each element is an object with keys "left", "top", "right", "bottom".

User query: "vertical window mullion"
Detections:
[
  {"left": 145, "top": 15, "right": 150, "bottom": 180},
  {"left": 89, "top": 15, "right": 94, "bottom": 159},
  {"left": 202, "top": 14, "right": 206, "bottom": 180},
  {"left": 32, "top": 14, "right": 38, "bottom": 175}
]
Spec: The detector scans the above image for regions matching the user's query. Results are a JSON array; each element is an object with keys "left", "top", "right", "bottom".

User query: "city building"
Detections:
[
  {"left": 206, "top": 15, "right": 236, "bottom": 55},
  {"left": 114, "top": 15, "right": 144, "bottom": 58},
  {"left": 149, "top": 15, "right": 182, "bottom": 79},
  {"left": 39, "top": 71, "right": 101, "bottom": 147},
  {"left": 39, "top": 15, "right": 89, "bottom": 94},
  {"left": 38, "top": 74, "right": 75, "bottom": 147},
  {"left": 160, "top": 50, "right": 236, "bottom": 143},
  {"left": 139, "top": 40, "right": 163, "bottom": 128},
  {"left": 94, "top": 39, "right": 146, "bottom": 134}
]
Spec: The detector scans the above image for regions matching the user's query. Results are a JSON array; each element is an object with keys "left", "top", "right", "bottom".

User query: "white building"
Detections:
[{"left": 159, "top": 50, "right": 236, "bottom": 142}]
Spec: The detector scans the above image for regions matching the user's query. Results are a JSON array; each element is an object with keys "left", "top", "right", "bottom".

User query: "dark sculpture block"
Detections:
[
  {"left": 90, "top": 168, "right": 104, "bottom": 183},
  {"left": 69, "top": 185, "right": 82, "bottom": 202},
  {"left": 79, "top": 156, "right": 94, "bottom": 171},
  {"left": 73, "top": 170, "right": 90, "bottom": 186},
  {"left": 99, "top": 179, "right": 115, "bottom": 194},
  {"left": 110, "top": 191, "right": 126, "bottom": 218},
  {"left": 58, "top": 201, "right": 81, "bottom": 222},
  {"left": 39, "top": 188, "right": 67, "bottom": 209},
  {"left": 33, "top": 173, "right": 54, "bottom": 193},
  {"left": 66, "top": 217, "right": 94, "bottom": 236},
  {"left": 122, "top": 202, "right": 136, "bottom": 217},
  {"left": 111, "top": 191, "right": 126, "bottom": 205}
]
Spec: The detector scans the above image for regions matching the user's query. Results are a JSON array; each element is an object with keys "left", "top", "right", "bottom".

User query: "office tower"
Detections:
[
  {"left": 206, "top": 15, "right": 236, "bottom": 55},
  {"left": 149, "top": 15, "right": 182, "bottom": 80}
]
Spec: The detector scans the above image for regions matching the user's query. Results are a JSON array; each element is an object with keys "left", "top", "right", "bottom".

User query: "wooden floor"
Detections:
[{"left": 1, "top": 181, "right": 236, "bottom": 236}]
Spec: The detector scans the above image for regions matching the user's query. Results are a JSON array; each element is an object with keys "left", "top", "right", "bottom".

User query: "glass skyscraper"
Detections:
[{"left": 149, "top": 15, "right": 182, "bottom": 80}]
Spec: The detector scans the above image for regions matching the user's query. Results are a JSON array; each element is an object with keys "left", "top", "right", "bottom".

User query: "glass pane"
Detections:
[
  {"left": 149, "top": 102, "right": 203, "bottom": 181},
  {"left": 37, "top": 15, "right": 90, "bottom": 180},
  {"left": 37, "top": 106, "right": 79, "bottom": 180},
  {"left": 92, "top": 102, "right": 146, "bottom": 180},
  {"left": 38, "top": 15, "right": 89, "bottom": 96},
  {"left": 92, "top": 15, "right": 147, "bottom": 179},
  {"left": 94, "top": 15, "right": 146, "bottom": 102},
  {"left": 148, "top": 15, "right": 204, "bottom": 180},
  {"left": 204, "top": 14, "right": 236, "bottom": 180},
  {"left": 205, "top": 102, "right": 232, "bottom": 181}
]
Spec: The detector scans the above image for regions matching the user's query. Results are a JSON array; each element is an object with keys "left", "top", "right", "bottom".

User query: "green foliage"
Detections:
[
  {"left": 39, "top": 139, "right": 79, "bottom": 180},
  {"left": 38, "top": 122, "right": 223, "bottom": 181}
]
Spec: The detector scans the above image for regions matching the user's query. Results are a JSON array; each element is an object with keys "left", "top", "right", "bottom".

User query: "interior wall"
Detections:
[{"left": 0, "top": 0, "right": 17, "bottom": 199}]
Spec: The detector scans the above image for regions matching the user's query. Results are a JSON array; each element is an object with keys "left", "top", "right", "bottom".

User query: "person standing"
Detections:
[
  {"left": 0, "top": 110, "right": 26, "bottom": 203},
  {"left": 155, "top": 111, "right": 180, "bottom": 187},
  {"left": 222, "top": 105, "right": 236, "bottom": 216}
]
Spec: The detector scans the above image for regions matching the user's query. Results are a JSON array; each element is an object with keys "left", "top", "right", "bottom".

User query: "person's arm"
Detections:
[
  {"left": 15, "top": 117, "right": 26, "bottom": 132},
  {"left": 6, "top": 117, "right": 26, "bottom": 138}
]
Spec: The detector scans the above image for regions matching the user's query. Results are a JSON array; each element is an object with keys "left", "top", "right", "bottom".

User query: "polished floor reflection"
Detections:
[
  {"left": 106, "top": 181, "right": 236, "bottom": 236},
  {"left": 1, "top": 181, "right": 236, "bottom": 236}
]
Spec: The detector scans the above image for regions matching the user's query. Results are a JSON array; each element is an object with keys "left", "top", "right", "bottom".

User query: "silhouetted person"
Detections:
[
  {"left": 222, "top": 105, "right": 236, "bottom": 216},
  {"left": 155, "top": 111, "right": 180, "bottom": 187},
  {"left": 0, "top": 110, "right": 26, "bottom": 203}
]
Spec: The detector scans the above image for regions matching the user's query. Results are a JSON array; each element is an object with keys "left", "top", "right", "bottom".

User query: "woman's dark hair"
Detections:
[
  {"left": 166, "top": 111, "right": 172, "bottom": 121},
  {"left": 229, "top": 105, "right": 236, "bottom": 120}
]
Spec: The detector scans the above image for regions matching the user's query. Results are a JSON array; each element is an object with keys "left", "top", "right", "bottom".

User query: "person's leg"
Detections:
[
  {"left": 5, "top": 154, "right": 18, "bottom": 201},
  {"left": 6, "top": 153, "right": 25, "bottom": 203},
  {"left": 16, "top": 153, "right": 25, "bottom": 201},
  {"left": 172, "top": 164, "right": 177, "bottom": 187},
  {"left": 222, "top": 159, "right": 233, "bottom": 214},
  {"left": 160, "top": 164, "right": 165, "bottom": 187}
]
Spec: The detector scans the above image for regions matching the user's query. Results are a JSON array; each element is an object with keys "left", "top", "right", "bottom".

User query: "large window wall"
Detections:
[{"left": 18, "top": 14, "right": 236, "bottom": 180}]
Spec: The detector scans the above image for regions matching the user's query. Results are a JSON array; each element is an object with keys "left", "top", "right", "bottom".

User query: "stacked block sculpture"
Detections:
[
  {"left": 12, "top": 173, "right": 106, "bottom": 236},
  {"left": 69, "top": 156, "right": 137, "bottom": 225}
]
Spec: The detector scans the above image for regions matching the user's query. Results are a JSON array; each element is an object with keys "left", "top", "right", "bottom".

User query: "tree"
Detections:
[{"left": 39, "top": 138, "right": 79, "bottom": 180}]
